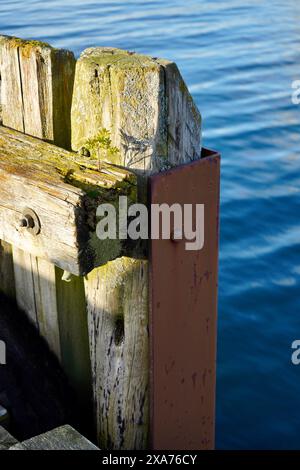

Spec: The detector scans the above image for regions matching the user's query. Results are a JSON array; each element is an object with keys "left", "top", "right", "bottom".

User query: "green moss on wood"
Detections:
[
  {"left": 80, "top": 47, "right": 158, "bottom": 69},
  {"left": 89, "top": 232, "right": 121, "bottom": 267},
  {"left": 1, "top": 35, "right": 53, "bottom": 58},
  {"left": 0, "top": 126, "right": 135, "bottom": 194}
]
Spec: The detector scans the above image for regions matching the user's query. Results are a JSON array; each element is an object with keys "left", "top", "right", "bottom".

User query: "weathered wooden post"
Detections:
[
  {"left": 0, "top": 35, "right": 93, "bottom": 433},
  {"left": 0, "top": 37, "right": 219, "bottom": 450},
  {"left": 71, "top": 47, "right": 219, "bottom": 450}
]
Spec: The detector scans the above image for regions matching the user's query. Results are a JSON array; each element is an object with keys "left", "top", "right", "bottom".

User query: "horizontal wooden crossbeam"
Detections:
[{"left": 0, "top": 126, "right": 136, "bottom": 275}]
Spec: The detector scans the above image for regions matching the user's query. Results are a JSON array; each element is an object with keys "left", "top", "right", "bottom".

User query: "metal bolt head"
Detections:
[
  {"left": 19, "top": 208, "right": 41, "bottom": 235},
  {"left": 19, "top": 217, "right": 29, "bottom": 228}
]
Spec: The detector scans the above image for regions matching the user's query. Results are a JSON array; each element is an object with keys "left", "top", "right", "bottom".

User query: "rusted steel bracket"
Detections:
[{"left": 149, "top": 148, "right": 220, "bottom": 450}]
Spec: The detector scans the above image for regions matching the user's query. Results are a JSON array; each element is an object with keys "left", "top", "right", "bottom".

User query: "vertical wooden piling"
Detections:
[
  {"left": 0, "top": 36, "right": 92, "bottom": 431},
  {"left": 0, "top": 35, "right": 74, "bottom": 148},
  {"left": 84, "top": 258, "right": 149, "bottom": 449},
  {"left": 71, "top": 47, "right": 202, "bottom": 449}
]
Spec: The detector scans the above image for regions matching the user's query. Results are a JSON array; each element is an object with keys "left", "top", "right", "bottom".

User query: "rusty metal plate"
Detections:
[{"left": 149, "top": 148, "right": 220, "bottom": 450}]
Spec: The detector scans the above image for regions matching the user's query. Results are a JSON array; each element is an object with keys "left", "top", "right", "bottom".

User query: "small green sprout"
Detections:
[{"left": 83, "top": 129, "right": 120, "bottom": 170}]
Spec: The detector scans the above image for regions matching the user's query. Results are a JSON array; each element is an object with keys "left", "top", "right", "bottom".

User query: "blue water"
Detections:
[{"left": 0, "top": 0, "right": 299, "bottom": 450}]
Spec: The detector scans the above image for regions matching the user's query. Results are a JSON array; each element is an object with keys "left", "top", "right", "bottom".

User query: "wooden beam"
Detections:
[
  {"left": 0, "top": 426, "right": 18, "bottom": 450},
  {"left": 0, "top": 36, "right": 76, "bottom": 364},
  {"left": 0, "top": 36, "right": 97, "bottom": 437},
  {"left": 0, "top": 125, "right": 136, "bottom": 275},
  {"left": 73, "top": 47, "right": 202, "bottom": 449},
  {"left": 9, "top": 425, "right": 99, "bottom": 450}
]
